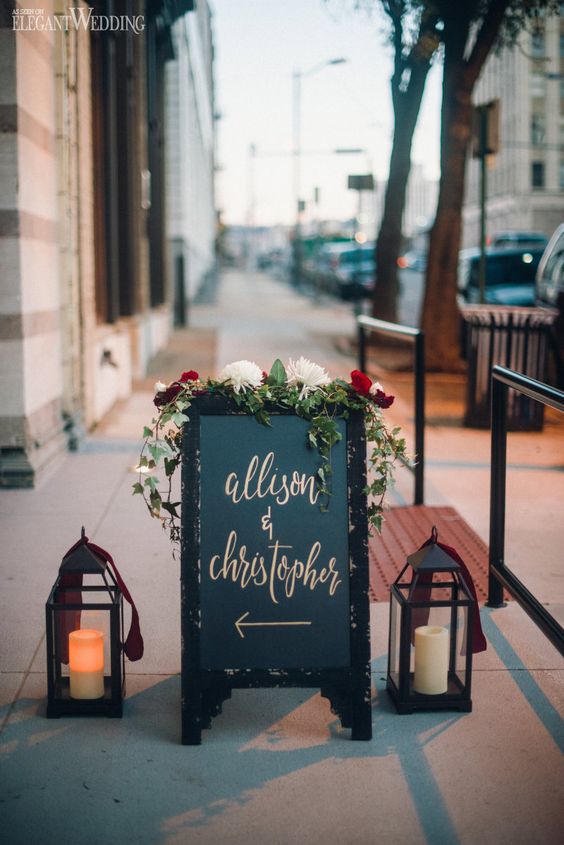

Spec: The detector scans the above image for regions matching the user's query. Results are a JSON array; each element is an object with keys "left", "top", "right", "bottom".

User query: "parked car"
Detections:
[
  {"left": 316, "top": 241, "right": 375, "bottom": 300},
  {"left": 458, "top": 246, "right": 544, "bottom": 306},
  {"left": 535, "top": 223, "right": 564, "bottom": 387},
  {"left": 490, "top": 231, "right": 548, "bottom": 250}
]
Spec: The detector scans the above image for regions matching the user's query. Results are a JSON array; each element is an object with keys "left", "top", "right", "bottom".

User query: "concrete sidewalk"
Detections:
[{"left": 1, "top": 269, "right": 563, "bottom": 845}]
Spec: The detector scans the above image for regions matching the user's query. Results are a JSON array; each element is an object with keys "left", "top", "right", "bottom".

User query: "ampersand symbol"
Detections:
[{"left": 261, "top": 506, "right": 273, "bottom": 540}]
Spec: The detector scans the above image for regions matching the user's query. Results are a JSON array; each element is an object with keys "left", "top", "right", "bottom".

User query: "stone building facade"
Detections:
[
  {"left": 0, "top": 0, "right": 215, "bottom": 486},
  {"left": 463, "top": 10, "right": 564, "bottom": 248}
]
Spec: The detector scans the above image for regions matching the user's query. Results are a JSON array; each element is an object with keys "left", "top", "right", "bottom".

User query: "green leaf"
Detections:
[
  {"left": 267, "top": 358, "right": 287, "bottom": 386},
  {"left": 161, "top": 501, "right": 180, "bottom": 517},
  {"left": 148, "top": 444, "right": 164, "bottom": 464},
  {"left": 132, "top": 482, "right": 144, "bottom": 495},
  {"left": 143, "top": 426, "right": 153, "bottom": 439},
  {"left": 254, "top": 409, "right": 271, "bottom": 427},
  {"left": 172, "top": 412, "right": 189, "bottom": 428},
  {"left": 164, "top": 457, "right": 177, "bottom": 477},
  {"left": 150, "top": 489, "right": 161, "bottom": 512}
]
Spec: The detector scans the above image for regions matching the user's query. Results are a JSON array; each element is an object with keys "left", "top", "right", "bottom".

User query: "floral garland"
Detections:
[{"left": 133, "top": 357, "right": 407, "bottom": 546}]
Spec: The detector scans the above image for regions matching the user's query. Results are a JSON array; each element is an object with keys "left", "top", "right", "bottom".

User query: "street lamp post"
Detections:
[{"left": 292, "top": 57, "right": 347, "bottom": 287}]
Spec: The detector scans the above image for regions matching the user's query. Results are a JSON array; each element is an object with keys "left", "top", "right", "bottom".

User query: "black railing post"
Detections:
[
  {"left": 356, "top": 315, "right": 425, "bottom": 507},
  {"left": 486, "top": 365, "right": 564, "bottom": 655},
  {"left": 487, "top": 372, "right": 507, "bottom": 608},
  {"left": 358, "top": 322, "right": 366, "bottom": 374},
  {"left": 414, "top": 332, "right": 425, "bottom": 505}
]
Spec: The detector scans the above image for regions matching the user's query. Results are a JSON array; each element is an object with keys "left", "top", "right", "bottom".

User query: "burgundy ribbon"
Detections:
[
  {"left": 410, "top": 530, "right": 487, "bottom": 654},
  {"left": 55, "top": 533, "right": 144, "bottom": 664}
]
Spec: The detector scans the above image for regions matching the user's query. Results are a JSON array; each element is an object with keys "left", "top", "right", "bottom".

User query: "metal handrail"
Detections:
[
  {"left": 357, "top": 315, "right": 425, "bottom": 505},
  {"left": 488, "top": 364, "right": 564, "bottom": 655}
]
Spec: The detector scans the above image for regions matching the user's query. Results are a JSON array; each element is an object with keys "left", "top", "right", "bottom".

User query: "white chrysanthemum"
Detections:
[
  {"left": 286, "top": 357, "right": 330, "bottom": 399},
  {"left": 369, "top": 381, "right": 383, "bottom": 396},
  {"left": 218, "top": 360, "right": 263, "bottom": 393},
  {"left": 154, "top": 380, "right": 167, "bottom": 392}
]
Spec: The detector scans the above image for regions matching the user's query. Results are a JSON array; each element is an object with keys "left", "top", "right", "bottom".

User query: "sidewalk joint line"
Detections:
[{"left": 0, "top": 634, "right": 45, "bottom": 737}]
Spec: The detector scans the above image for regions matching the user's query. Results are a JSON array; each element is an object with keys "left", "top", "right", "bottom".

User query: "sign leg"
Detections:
[
  {"left": 350, "top": 670, "right": 372, "bottom": 740},
  {"left": 182, "top": 687, "right": 202, "bottom": 745}
]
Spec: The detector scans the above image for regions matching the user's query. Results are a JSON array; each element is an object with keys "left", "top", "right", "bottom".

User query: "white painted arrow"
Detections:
[{"left": 235, "top": 611, "right": 312, "bottom": 639}]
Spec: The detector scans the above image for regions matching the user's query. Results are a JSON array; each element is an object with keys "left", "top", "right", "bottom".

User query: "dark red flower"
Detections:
[
  {"left": 261, "top": 370, "right": 268, "bottom": 384},
  {"left": 179, "top": 370, "right": 199, "bottom": 383},
  {"left": 350, "top": 369, "right": 372, "bottom": 398},
  {"left": 154, "top": 383, "right": 182, "bottom": 408},
  {"left": 372, "top": 388, "right": 395, "bottom": 409}
]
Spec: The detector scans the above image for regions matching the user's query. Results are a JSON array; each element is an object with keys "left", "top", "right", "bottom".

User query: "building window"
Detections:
[
  {"left": 530, "top": 72, "right": 545, "bottom": 98},
  {"left": 531, "top": 30, "right": 545, "bottom": 58},
  {"left": 91, "top": 27, "right": 140, "bottom": 323},
  {"left": 531, "top": 161, "right": 545, "bottom": 189},
  {"left": 531, "top": 113, "right": 546, "bottom": 145}
]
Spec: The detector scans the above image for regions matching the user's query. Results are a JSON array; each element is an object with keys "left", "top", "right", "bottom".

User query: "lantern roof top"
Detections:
[
  {"left": 407, "top": 527, "right": 460, "bottom": 572},
  {"left": 59, "top": 527, "right": 106, "bottom": 574}
]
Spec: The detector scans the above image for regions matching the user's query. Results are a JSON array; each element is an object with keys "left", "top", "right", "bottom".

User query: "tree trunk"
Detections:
[
  {"left": 373, "top": 113, "right": 415, "bottom": 323},
  {"left": 421, "top": 0, "right": 512, "bottom": 371},
  {"left": 373, "top": 50, "right": 434, "bottom": 323},
  {"left": 421, "top": 60, "right": 473, "bottom": 370}
]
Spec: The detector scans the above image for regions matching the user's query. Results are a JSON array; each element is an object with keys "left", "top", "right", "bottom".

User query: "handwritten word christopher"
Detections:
[
  {"left": 209, "top": 530, "right": 341, "bottom": 604},
  {"left": 225, "top": 452, "right": 319, "bottom": 506}
]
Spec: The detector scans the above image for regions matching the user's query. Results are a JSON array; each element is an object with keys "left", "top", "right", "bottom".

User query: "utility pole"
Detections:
[{"left": 473, "top": 99, "right": 500, "bottom": 304}]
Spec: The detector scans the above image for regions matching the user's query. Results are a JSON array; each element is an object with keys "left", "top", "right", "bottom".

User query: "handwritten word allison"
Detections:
[
  {"left": 209, "top": 530, "right": 341, "bottom": 604},
  {"left": 225, "top": 452, "right": 319, "bottom": 506}
]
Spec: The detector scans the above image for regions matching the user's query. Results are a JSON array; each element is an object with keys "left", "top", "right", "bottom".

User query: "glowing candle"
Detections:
[
  {"left": 69, "top": 629, "right": 104, "bottom": 699},
  {"left": 413, "top": 625, "right": 449, "bottom": 695}
]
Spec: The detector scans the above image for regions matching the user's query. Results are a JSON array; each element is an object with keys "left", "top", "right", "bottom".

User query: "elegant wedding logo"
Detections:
[{"left": 12, "top": 7, "right": 145, "bottom": 35}]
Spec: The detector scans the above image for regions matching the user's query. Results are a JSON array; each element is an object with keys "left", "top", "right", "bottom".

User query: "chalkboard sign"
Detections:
[{"left": 181, "top": 396, "right": 371, "bottom": 745}]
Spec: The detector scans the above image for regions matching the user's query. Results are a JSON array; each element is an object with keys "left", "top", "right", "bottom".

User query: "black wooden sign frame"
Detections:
[{"left": 180, "top": 395, "right": 371, "bottom": 744}]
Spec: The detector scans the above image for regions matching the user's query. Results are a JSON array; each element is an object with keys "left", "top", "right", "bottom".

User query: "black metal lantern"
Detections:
[
  {"left": 46, "top": 529, "right": 125, "bottom": 717},
  {"left": 387, "top": 527, "right": 477, "bottom": 714}
]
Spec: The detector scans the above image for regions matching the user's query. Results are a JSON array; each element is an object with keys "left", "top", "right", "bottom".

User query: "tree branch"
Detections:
[
  {"left": 380, "top": 2, "right": 407, "bottom": 79},
  {"left": 465, "top": 0, "right": 512, "bottom": 88}
]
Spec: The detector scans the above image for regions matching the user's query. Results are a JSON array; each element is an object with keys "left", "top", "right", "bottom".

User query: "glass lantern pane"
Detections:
[
  {"left": 453, "top": 605, "right": 470, "bottom": 691},
  {"left": 51, "top": 606, "right": 113, "bottom": 701},
  {"left": 388, "top": 592, "right": 402, "bottom": 690}
]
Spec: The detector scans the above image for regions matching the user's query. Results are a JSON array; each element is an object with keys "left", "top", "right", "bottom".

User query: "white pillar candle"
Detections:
[
  {"left": 69, "top": 629, "right": 105, "bottom": 700},
  {"left": 413, "top": 625, "right": 449, "bottom": 695}
]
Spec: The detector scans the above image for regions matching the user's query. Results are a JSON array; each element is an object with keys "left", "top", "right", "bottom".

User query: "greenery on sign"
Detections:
[{"left": 133, "top": 358, "right": 407, "bottom": 548}]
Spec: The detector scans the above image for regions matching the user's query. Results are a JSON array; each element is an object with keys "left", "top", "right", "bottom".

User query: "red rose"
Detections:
[
  {"left": 350, "top": 369, "right": 372, "bottom": 398},
  {"left": 154, "top": 383, "right": 182, "bottom": 408},
  {"left": 180, "top": 370, "right": 199, "bottom": 382},
  {"left": 372, "top": 388, "right": 394, "bottom": 409}
]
